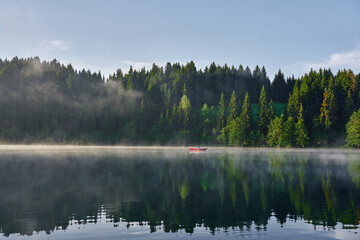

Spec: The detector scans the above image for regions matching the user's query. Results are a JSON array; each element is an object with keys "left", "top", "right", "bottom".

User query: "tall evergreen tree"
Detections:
[
  {"left": 346, "top": 108, "right": 360, "bottom": 148},
  {"left": 295, "top": 103, "right": 308, "bottom": 147},
  {"left": 226, "top": 90, "right": 238, "bottom": 144},
  {"left": 319, "top": 87, "right": 336, "bottom": 129},
  {"left": 281, "top": 116, "right": 295, "bottom": 147},
  {"left": 267, "top": 116, "right": 282, "bottom": 147},
  {"left": 238, "top": 92, "right": 252, "bottom": 146},
  {"left": 287, "top": 81, "right": 300, "bottom": 122},
  {"left": 344, "top": 90, "right": 354, "bottom": 125},
  {"left": 227, "top": 90, "right": 237, "bottom": 125},
  {"left": 200, "top": 103, "right": 215, "bottom": 144},
  {"left": 227, "top": 118, "right": 240, "bottom": 146},
  {"left": 258, "top": 86, "right": 269, "bottom": 134},
  {"left": 268, "top": 99, "right": 274, "bottom": 120},
  {"left": 272, "top": 70, "right": 288, "bottom": 103},
  {"left": 216, "top": 92, "right": 226, "bottom": 144}
]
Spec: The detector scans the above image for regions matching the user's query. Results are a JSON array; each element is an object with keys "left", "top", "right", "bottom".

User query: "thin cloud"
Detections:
[
  {"left": 39, "top": 40, "right": 71, "bottom": 50},
  {"left": 309, "top": 49, "right": 360, "bottom": 70},
  {"left": 283, "top": 49, "right": 360, "bottom": 77}
]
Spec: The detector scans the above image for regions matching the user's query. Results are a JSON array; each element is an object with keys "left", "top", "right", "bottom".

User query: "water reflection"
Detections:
[{"left": 0, "top": 148, "right": 359, "bottom": 238}]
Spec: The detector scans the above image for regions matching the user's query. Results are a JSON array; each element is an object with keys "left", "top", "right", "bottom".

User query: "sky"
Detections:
[{"left": 0, "top": 0, "right": 359, "bottom": 79}]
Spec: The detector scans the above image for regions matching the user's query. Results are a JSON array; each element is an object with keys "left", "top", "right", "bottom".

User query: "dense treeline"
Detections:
[{"left": 0, "top": 56, "right": 359, "bottom": 147}]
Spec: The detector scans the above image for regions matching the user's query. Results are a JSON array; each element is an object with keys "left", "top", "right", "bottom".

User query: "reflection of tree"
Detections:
[
  {"left": 348, "top": 158, "right": 360, "bottom": 188},
  {"left": 0, "top": 150, "right": 359, "bottom": 237}
]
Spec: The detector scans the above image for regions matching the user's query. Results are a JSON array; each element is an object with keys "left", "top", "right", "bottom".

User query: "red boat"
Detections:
[{"left": 189, "top": 147, "right": 208, "bottom": 152}]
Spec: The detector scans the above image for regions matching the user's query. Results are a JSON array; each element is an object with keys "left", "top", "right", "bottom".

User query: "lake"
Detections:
[{"left": 0, "top": 146, "right": 359, "bottom": 239}]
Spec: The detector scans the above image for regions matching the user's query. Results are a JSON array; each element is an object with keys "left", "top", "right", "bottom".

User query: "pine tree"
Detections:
[
  {"left": 171, "top": 103, "right": 179, "bottom": 131},
  {"left": 281, "top": 116, "right": 295, "bottom": 147},
  {"left": 227, "top": 90, "right": 237, "bottom": 125},
  {"left": 344, "top": 90, "right": 354, "bottom": 124},
  {"left": 226, "top": 90, "right": 237, "bottom": 143},
  {"left": 299, "top": 80, "right": 311, "bottom": 130},
  {"left": 346, "top": 109, "right": 360, "bottom": 148},
  {"left": 295, "top": 103, "right": 308, "bottom": 147},
  {"left": 227, "top": 118, "right": 240, "bottom": 146},
  {"left": 258, "top": 86, "right": 270, "bottom": 144},
  {"left": 216, "top": 128, "right": 227, "bottom": 145},
  {"left": 126, "top": 66, "right": 133, "bottom": 90},
  {"left": 267, "top": 116, "right": 282, "bottom": 147},
  {"left": 216, "top": 92, "right": 225, "bottom": 132},
  {"left": 268, "top": 99, "right": 274, "bottom": 120},
  {"left": 319, "top": 87, "right": 336, "bottom": 129},
  {"left": 136, "top": 99, "right": 147, "bottom": 137},
  {"left": 239, "top": 92, "right": 252, "bottom": 146},
  {"left": 216, "top": 92, "right": 226, "bottom": 144},
  {"left": 272, "top": 70, "right": 288, "bottom": 103},
  {"left": 287, "top": 81, "right": 300, "bottom": 122},
  {"left": 200, "top": 103, "right": 212, "bottom": 144}
]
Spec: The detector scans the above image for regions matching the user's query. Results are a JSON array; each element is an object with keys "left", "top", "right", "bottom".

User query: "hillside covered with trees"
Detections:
[{"left": 0, "top": 57, "right": 359, "bottom": 147}]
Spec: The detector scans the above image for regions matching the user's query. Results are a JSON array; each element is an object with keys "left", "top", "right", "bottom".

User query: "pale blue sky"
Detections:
[{"left": 1, "top": 0, "right": 359, "bottom": 79}]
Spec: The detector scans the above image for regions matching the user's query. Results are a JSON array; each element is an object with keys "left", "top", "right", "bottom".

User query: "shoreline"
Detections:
[{"left": 0, "top": 144, "right": 358, "bottom": 152}]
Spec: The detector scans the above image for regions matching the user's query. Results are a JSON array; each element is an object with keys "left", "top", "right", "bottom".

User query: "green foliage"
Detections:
[
  {"left": 344, "top": 90, "right": 355, "bottom": 124},
  {"left": 0, "top": 57, "right": 358, "bottom": 147},
  {"left": 227, "top": 90, "right": 237, "bottom": 125},
  {"left": 200, "top": 103, "right": 217, "bottom": 144},
  {"left": 238, "top": 93, "right": 252, "bottom": 146},
  {"left": 295, "top": 104, "right": 309, "bottom": 147},
  {"left": 226, "top": 91, "right": 238, "bottom": 144},
  {"left": 267, "top": 116, "right": 282, "bottom": 147},
  {"left": 346, "top": 109, "right": 360, "bottom": 148},
  {"left": 216, "top": 127, "right": 227, "bottom": 145},
  {"left": 287, "top": 82, "right": 300, "bottom": 122},
  {"left": 257, "top": 86, "right": 271, "bottom": 144},
  {"left": 320, "top": 86, "right": 336, "bottom": 129},
  {"left": 281, "top": 116, "right": 295, "bottom": 147},
  {"left": 272, "top": 70, "right": 288, "bottom": 103},
  {"left": 227, "top": 118, "right": 240, "bottom": 146},
  {"left": 216, "top": 92, "right": 226, "bottom": 144},
  {"left": 216, "top": 92, "right": 226, "bottom": 132},
  {"left": 179, "top": 95, "right": 191, "bottom": 129}
]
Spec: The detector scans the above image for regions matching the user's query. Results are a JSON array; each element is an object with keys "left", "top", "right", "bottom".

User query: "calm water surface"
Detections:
[{"left": 0, "top": 146, "right": 359, "bottom": 239}]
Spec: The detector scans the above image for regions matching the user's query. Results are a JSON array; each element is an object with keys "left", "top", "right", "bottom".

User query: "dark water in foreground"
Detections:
[{"left": 0, "top": 147, "right": 359, "bottom": 239}]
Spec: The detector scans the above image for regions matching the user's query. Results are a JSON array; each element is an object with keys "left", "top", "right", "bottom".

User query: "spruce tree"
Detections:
[
  {"left": 227, "top": 118, "right": 240, "bottom": 146},
  {"left": 267, "top": 116, "right": 282, "bottom": 147},
  {"left": 319, "top": 87, "right": 336, "bottom": 129},
  {"left": 346, "top": 108, "right": 360, "bottom": 148},
  {"left": 200, "top": 103, "right": 212, "bottom": 144},
  {"left": 171, "top": 104, "right": 179, "bottom": 131},
  {"left": 258, "top": 86, "right": 270, "bottom": 144},
  {"left": 216, "top": 92, "right": 225, "bottom": 132},
  {"left": 216, "top": 92, "right": 226, "bottom": 144},
  {"left": 295, "top": 103, "right": 308, "bottom": 147},
  {"left": 239, "top": 92, "right": 252, "bottom": 146},
  {"left": 287, "top": 81, "right": 300, "bottom": 122},
  {"left": 226, "top": 90, "right": 237, "bottom": 144},
  {"left": 281, "top": 116, "right": 295, "bottom": 147},
  {"left": 227, "top": 90, "right": 237, "bottom": 125},
  {"left": 344, "top": 90, "right": 354, "bottom": 124},
  {"left": 272, "top": 70, "right": 288, "bottom": 103},
  {"left": 268, "top": 99, "right": 274, "bottom": 120}
]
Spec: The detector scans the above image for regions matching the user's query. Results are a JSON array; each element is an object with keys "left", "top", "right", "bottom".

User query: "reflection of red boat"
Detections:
[{"left": 189, "top": 147, "right": 208, "bottom": 152}]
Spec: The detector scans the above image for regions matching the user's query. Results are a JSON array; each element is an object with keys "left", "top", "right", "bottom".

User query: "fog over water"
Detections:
[{"left": 0, "top": 146, "right": 359, "bottom": 239}]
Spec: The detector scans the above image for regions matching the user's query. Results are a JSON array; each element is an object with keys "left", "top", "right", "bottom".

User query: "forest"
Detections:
[{"left": 0, "top": 56, "right": 359, "bottom": 147}]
